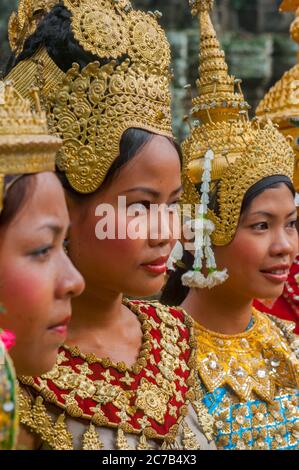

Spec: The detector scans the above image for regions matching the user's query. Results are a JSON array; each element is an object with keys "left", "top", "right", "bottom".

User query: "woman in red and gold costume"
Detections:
[
  {"left": 255, "top": 0, "right": 299, "bottom": 333},
  {"left": 162, "top": 0, "right": 299, "bottom": 450},
  {"left": 6, "top": 0, "right": 215, "bottom": 450},
  {"left": 0, "top": 81, "right": 84, "bottom": 449}
]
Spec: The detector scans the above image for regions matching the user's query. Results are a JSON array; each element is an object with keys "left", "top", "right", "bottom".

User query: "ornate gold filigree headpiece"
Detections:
[
  {"left": 256, "top": 0, "right": 299, "bottom": 191},
  {"left": 0, "top": 81, "right": 60, "bottom": 213},
  {"left": 8, "top": 0, "right": 58, "bottom": 55},
  {"left": 182, "top": 0, "right": 294, "bottom": 248},
  {"left": 7, "top": 0, "right": 173, "bottom": 193}
]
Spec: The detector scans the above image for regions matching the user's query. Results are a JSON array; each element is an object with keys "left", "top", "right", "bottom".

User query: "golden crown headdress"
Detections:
[
  {"left": 256, "top": 0, "right": 299, "bottom": 190},
  {"left": 0, "top": 81, "right": 60, "bottom": 213},
  {"left": 7, "top": 0, "right": 173, "bottom": 193},
  {"left": 180, "top": 0, "right": 294, "bottom": 289}
]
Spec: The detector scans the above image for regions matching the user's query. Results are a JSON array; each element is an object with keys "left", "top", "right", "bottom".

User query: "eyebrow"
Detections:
[
  {"left": 124, "top": 186, "right": 183, "bottom": 198},
  {"left": 247, "top": 209, "right": 297, "bottom": 218},
  {"left": 38, "top": 223, "right": 70, "bottom": 235}
]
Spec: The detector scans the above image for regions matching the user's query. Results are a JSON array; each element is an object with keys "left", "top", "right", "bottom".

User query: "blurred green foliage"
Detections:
[
  {"left": 230, "top": 0, "right": 248, "bottom": 9},
  {"left": 0, "top": 0, "right": 17, "bottom": 71}
]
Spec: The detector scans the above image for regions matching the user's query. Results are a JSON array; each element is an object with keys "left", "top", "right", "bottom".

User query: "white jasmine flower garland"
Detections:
[{"left": 181, "top": 149, "right": 228, "bottom": 289}]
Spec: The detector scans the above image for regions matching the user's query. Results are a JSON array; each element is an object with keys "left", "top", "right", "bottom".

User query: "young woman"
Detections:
[
  {"left": 0, "top": 82, "right": 84, "bottom": 449},
  {"left": 254, "top": 0, "right": 299, "bottom": 334},
  {"left": 6, "top": 1, "right": 215, "bottom": 450},
  {"left": 162, "top": 0, "right": 299, "bottom": 450}
]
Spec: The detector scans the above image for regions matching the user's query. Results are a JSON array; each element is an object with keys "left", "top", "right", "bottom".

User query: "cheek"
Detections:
[
  {"left": 216, "top": 236, "right": 265, "bottom": 274},
  {"left": 0, "top": 263, "right": 51, "bottom": 334},
  {"left": 92, "top": 237, "right": 144, "bottom": 266},
  {"left": 80, "top": 211, "right": 147, "bottom": 262}
]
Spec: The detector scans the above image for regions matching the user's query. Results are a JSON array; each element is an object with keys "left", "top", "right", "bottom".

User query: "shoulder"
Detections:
[
  {"left": 255, "top": 308, "right": 299, "bottom": 359},
  {"left": 128, "top": 299, "right": 194, "bottom": 331}
]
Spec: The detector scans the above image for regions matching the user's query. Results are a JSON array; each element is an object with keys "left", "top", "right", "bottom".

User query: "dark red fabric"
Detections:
[{"left": 33, "top": 301, "right": 193, "bottom": 436}]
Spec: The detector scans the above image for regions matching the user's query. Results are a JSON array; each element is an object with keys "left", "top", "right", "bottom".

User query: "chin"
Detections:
[
  {"left": 24, "top": 356, "right": 57, "bottom": 378},
  {"left": 254, "top": 286, "right": 285, "bottom": 302},
  {"left": 125, "top": 280, "right": 164, "bottom": 299}
]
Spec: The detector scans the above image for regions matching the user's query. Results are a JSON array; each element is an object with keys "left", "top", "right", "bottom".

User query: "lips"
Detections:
[
  {"left": 260, "top": 264, "right": 290, "bottom": 284},
  {"left": 141, "top": 256, "right": 169, "bottom": 275},
  {"left": 47, "top": 315, "right": 71, "bottom": 336}
]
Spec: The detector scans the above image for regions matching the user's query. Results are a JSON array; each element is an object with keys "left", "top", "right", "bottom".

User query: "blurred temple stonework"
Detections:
[{"left": 0, "top": 0, "right": 296, "bottom": 139}]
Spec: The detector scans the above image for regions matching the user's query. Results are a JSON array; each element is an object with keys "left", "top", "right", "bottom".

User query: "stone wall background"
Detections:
[{"left": 0, "top": 0, "right": 297, "bottom": 139}]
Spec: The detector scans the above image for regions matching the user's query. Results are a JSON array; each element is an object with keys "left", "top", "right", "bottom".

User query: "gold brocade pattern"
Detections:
[
  {"left": 194, "top": 309, "right": 299, "bottom": 402},
  {"left": 18, "top": 302, "right": 214, "bottom": 449}
]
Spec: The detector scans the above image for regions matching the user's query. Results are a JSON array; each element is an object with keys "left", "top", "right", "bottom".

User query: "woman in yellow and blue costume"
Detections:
[{"left": 162, "top": 0, "right": 299, "bottom": 450}]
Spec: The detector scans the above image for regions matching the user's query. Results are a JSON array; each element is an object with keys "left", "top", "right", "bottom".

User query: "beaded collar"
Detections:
[
  {"left": 19, "top": 300, "right": 198, "bottom": 442},
  {"left": 194, "top": 308, "right": 299, "bottom": 403}
]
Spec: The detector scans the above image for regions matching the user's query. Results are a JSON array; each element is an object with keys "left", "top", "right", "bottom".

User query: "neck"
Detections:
[
  {"left": 181, "top": 287, "right": 253, "bottom": 334},
  {"left": 66, "top": 286, "right": 126, "bottom": 347},
  {"left": 66, "top": 287, "right": 143, "bottom": 365}
]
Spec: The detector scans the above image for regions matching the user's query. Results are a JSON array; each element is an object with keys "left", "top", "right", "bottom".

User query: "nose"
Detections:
[
  {"left": 148, "top": 204, "right": 179, "bottom": 247},
  {"left": 55, "top": 254, "right": 85, "bottom": 299},
  {"left": 269, "top": 227, "right": 298, "bottom": 260}
]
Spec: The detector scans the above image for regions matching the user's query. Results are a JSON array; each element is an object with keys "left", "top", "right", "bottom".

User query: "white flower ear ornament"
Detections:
[
  {"left": 166, "top": 240, "right": 184, "bottom": 271},
  {"left": 181, "top": 149, "right": 228, "bottom": 289}
]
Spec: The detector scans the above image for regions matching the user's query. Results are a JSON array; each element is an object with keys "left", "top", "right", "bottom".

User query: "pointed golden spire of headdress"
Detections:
[
  {"left": 279, "top": 1, "right": 299, "bottom": 49},
  {"left": 280, "top": 0, "right": 299, "bottom": 12},
  {"left": 189, "top": 0, "right": 247, "bottom": 125},
  {"left": 256, "top": 0, "right": 299, "bottom": 190}
]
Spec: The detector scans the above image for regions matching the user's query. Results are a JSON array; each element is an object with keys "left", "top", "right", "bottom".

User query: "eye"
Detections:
[
  {"left": 63, "top": 238, "right": 70, "bottom": 252},
  {"left": 30, "top": 245, "right": 53, "bottom": 259},
  {"left": 251, "top": 222, "right": 268, "bottom": 231},
  {"left": 128, "top": 201, "right": 150, "bottom": 211},
  {"left": 167, "top": 201, "right": 180, "bottom": 212},
  {"left": 286, "top": 219, "right": 297, "bottom": 229}
]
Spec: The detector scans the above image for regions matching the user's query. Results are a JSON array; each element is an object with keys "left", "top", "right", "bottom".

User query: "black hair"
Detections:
[
  {"left": 0, "top": 175, "right": 36, "bottom": 227},
  {"left": 161, "top": 177, "right": 295, "bottom": 306},
  {"left": 6, "top": 5, "right": 101, "bottom": 74},
  {"left": 6, "top": 4, "right": 181, "bottom": 198}
]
